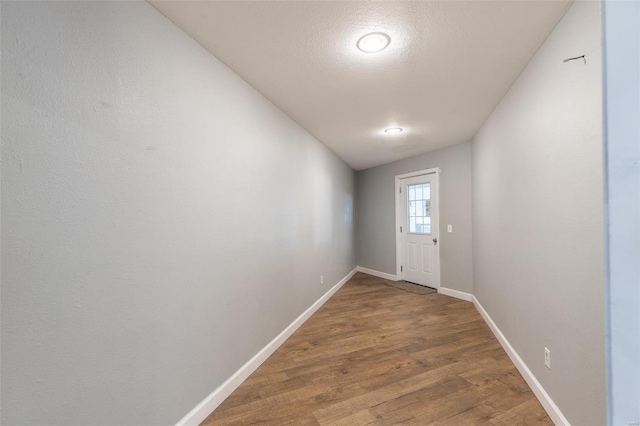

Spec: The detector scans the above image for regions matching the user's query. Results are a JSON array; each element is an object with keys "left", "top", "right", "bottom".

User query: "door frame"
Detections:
[{"left": 394, "top": 167, "right": 441, "bottom": 285}]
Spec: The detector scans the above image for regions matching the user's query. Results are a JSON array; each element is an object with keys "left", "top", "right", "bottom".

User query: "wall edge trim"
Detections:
[
  {"left": 438, "top": 286, "right": 473, "bottom": 301},
  {"left": 472, "top": 296, "right": 571, "bottom": 426},
  {"left": 175, "top": 266, "right": 358, "bottom": 426},
  {"left": 356, "top": 266, "right": 399, "bottom": 281}
]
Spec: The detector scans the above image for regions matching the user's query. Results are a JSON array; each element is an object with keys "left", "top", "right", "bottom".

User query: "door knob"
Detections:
[{"left": 433, "top": 238, "right": 438, "bottom": 245}]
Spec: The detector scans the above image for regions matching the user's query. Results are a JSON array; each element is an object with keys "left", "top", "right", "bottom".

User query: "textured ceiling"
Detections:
[{"left": 149, "top": 0, "right": 571, "bottom": 170}]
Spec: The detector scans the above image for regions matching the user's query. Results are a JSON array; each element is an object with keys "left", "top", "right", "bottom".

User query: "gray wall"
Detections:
[
  {"left": 357, "top": 142, "right": 473, "bottom": 294},
  {"left": 472, "top": 2, "right": 605, "bottom": 425},
  {"left": 602, "top": 1, "right": 640, "bottom": 423},
  {"left": 0, "top": 2, "right": 356, "bottom": 425}
]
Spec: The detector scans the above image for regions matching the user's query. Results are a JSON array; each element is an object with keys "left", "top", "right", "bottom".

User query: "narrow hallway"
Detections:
[{"left": 203, "top": 273, "right": 550, "bottom": 425}]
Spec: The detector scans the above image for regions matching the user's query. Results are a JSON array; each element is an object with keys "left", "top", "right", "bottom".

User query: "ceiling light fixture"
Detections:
[
  {"left": 357, "top": 32, "right": 391, "bottom": 53},
  {"left": 385, "top": 127, "right": 403, "bottom": 134}
]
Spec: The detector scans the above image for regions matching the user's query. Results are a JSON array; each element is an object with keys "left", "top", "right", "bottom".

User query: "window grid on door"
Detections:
[{"left": 408, "top": 183, "right": 431, "bottom": 234}]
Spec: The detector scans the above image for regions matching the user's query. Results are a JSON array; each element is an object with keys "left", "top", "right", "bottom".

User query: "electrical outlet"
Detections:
[
  {"left": 544, "top": 347, "right": 551, "bottom": 369},
  {"left": 447, "top": 224, "right": 453, "bottom": 233},
  {"left": 320, "top": 275, "right": 324, "bottom": 285}
]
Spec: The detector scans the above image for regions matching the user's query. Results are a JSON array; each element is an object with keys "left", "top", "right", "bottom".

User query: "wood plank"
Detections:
[{"left": 201, "top": 272, "right": 552, "bottom": 425}]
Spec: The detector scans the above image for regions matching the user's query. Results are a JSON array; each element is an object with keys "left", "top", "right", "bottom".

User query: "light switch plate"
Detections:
[{"left": 447, "top": 225, "right": 453, "bottom": 233}]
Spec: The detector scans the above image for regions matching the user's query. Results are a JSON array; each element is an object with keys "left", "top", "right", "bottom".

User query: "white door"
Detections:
[{"left": 400, "top": 173, "right": 440, "bottom": 288}]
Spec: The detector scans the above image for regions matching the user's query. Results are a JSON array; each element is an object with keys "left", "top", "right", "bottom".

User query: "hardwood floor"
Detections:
[{"left": 202, "top": 272, "right": 552, "bottom": 425}]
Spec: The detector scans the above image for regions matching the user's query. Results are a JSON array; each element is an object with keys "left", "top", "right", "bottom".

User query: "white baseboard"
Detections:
[
  {"left": 356, "top": 266, "right": 398, "bottom": 281},
  {"left": 472, "top": 296, "right": 570, "bottom": 426},
  {"left": 175, "top": 266, "right": 358, "bottom": 426},
  {"left": 438, "top": 286, "right": 473, "bottom": 301}
]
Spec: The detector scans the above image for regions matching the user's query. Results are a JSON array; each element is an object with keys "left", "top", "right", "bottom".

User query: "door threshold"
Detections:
[{"left": 402, "top": 280, "right": 437, "bottom": 291}]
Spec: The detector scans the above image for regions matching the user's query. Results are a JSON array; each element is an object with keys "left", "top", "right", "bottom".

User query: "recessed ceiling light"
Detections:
[
  {"left": 357, "top": 32, "right": 391, "bottom": 53},
  {"left": 385, "top": 127, "right": 403, "bottom": 134}
]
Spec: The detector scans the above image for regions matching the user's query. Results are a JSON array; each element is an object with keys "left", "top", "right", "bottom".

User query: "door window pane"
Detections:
[{"left": 407, "top": 183, "right": 431, "bottom": 234}]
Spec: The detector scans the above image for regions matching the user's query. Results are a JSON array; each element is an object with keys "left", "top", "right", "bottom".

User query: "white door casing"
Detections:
[{"left": 395, "top": 169, "right": 440, "bottom": 288}]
